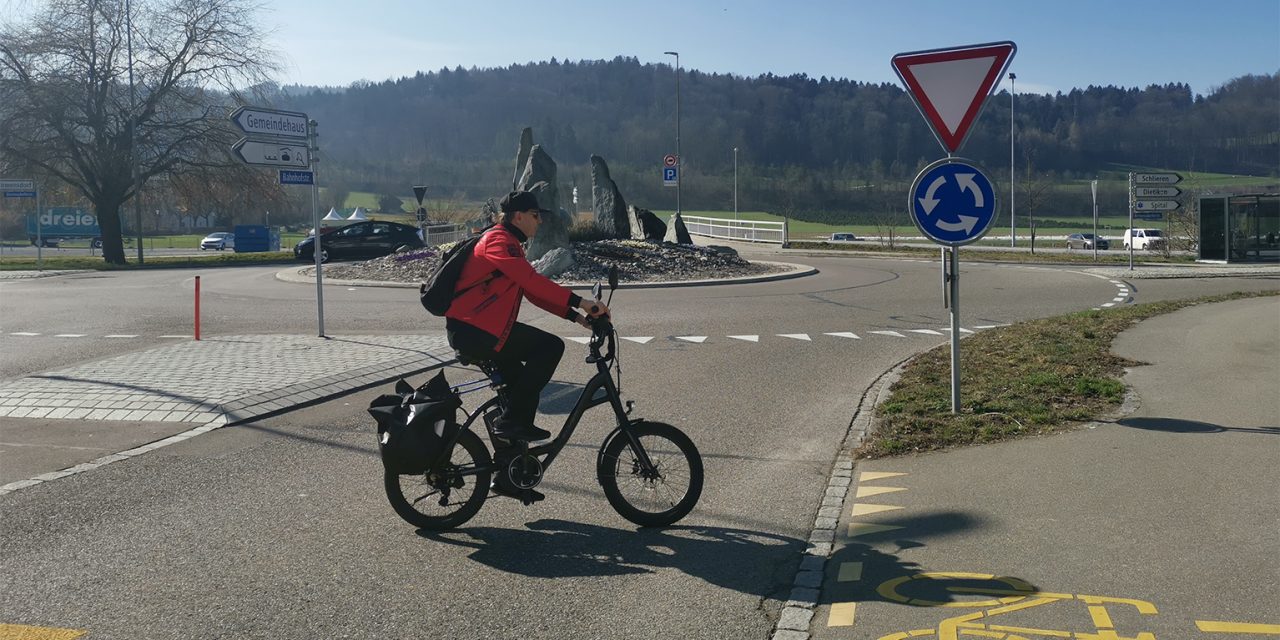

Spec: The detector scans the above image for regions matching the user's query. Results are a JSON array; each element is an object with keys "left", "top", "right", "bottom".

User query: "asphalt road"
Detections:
[{"left": 1, "top": 255, "right": 1276, "bottom": 639}]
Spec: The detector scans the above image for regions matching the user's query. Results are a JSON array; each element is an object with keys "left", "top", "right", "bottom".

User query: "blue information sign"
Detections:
[
  {"left": 279, "top": 169, "right": 315, "bottom": 185},
  {"left": 662, "top": 166, "right": 678, "bottom": 186},
  {"left": 909, "top": 158, "right": 998, "bottom": 246},
  {"left": 3, "top": 191, "right": 36, "bottom": 198}
]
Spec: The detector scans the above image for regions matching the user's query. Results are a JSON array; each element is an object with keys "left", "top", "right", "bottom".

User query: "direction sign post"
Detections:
[
  {"left": 1127, "top": 171, "right": 1183, "bottom": 270},
  {"left": 2, "top": 178, "right": 41, "bottom": 268}
]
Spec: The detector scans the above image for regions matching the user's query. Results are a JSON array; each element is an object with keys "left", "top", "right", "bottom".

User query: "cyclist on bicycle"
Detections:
[{"left": 445, "top": 190, "right": 609, "bottom": 443}]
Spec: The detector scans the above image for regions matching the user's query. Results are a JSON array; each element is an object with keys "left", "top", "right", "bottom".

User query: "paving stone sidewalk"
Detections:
[{"left": 0, "top": 333, "right": 454, "bottom": 425}]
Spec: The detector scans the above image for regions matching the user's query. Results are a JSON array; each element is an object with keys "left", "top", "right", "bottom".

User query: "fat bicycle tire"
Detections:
[
  {"left": 384, "top": 429, "right": 491, "bottom": 531},
  {"left": 598, "top": 421, "right": 703, "bottom": 527}
]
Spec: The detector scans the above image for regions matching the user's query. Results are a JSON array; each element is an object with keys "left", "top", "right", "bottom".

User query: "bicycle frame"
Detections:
[{"left": 440, "top": 343, "right": 656, "bottom": 483}]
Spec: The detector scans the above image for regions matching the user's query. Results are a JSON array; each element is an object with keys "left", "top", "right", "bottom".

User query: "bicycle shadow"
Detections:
[{"left": 419, "top": 519, "right": 804, "bottom": 597}]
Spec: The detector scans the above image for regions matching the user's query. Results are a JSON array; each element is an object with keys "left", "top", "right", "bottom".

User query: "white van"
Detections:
[{"left": 1123, "top": 228, "right": 1165, "bottom": 250}]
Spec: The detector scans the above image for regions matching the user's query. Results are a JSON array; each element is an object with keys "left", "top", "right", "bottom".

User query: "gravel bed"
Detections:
[{"left": 314, "top": 239, "right": 785, "bottom": 284}]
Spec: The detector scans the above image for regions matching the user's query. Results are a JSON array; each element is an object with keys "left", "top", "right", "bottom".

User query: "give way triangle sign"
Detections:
[{"left": 891, "top": 41, "right": 1016, "bottom": 154}]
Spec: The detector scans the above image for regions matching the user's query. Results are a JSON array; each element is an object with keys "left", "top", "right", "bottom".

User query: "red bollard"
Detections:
[{"left": 194, "top": 275, "right": 201, "bottom": 341}]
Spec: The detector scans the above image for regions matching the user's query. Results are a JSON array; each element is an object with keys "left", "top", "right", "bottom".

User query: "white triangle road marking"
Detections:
[
  {"left": 676, "top": 336, "right": 707, "bottom": 343},
  {"left": 10, "top": 332, "right": 40, "bottom": 336},
  {"left": 870, "top": 330, "right": 905, "bottom": 338},
  {"left": 907, "top": 329, "right": 943, "bottom": 336},
  {"left": 728, "top": 335, "right": 759, "bottom": 342},
  {"left": 778, "top": 333, "right": 811, "bottom": 341},
  {"left": 622, "top": 336, "right": 653, "bottom": 344},
  {"left": 824, "top": 332, "right": 861, "bottom": 339}
]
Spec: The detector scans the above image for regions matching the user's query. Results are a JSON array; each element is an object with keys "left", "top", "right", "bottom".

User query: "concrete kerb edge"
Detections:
[
  {"left": 0, "top": 358, "right": 460, "bottom": 499},
  {"left": 769, "top": 356, "right": 910, "bottom": 640},
  {"left": 274, "top": 260, "right": 817, "bottom": 290}
]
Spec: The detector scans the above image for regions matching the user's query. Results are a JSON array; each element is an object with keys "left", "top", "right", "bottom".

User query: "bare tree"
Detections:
[{"left": 0, "top": 0, "right": 276, "bottom": 263}]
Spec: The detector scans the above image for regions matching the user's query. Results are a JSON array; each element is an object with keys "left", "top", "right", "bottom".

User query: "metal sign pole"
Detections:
[
  {"left": 1091, "top": 179, "right": 1099, "bottom": 261},
  {"left": 949, "top": 246, "right": 961, "bottom": 414},
  {"left": 310, "top": 119, "right": 325, "bottom": 337},
  {"left": 35, "top": 188, "right": 43, "bottom": 271},
  {"left": 1128, "top": 172, "right": 1135, "bottom": 271}
]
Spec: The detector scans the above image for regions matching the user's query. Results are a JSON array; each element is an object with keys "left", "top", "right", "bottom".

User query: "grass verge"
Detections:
[
  {"left": 857, "top": 290, "right": 1279, "bottom": 458},
  {"left": 787, "top": 241, "right": 1196, "bottom": 265}
]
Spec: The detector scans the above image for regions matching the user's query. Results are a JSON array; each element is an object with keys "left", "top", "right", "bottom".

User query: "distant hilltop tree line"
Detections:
[{"left": 276, "top": 57, "right": 1278, "bottom": 220}]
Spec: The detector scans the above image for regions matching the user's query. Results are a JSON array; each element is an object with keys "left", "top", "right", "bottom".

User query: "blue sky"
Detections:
[{"left": 265, "top": 0, "right": 1279, "bottom": 96}]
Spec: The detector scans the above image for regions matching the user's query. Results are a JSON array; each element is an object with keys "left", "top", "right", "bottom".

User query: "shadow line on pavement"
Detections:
[{"left": 1116, "top": 417, "right": 1280, "bottom": 435}]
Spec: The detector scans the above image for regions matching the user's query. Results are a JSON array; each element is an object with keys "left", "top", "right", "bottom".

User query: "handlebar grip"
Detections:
[{"left": 589, "top": 304, "right": 600, "bottom": 315}]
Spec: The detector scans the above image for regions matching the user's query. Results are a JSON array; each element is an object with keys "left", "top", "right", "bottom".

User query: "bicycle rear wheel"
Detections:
[
  {"left": 598, "top": 421, "right": 703, "bottom": 527},
  {"left": 384, "top": 430, "right": 491, "bottom": 530}
]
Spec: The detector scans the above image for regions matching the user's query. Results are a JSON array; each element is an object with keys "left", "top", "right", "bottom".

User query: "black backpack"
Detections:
[
  {"left": 368, "top": 371, "right": 462, "bottom": 474},
  {"left": 419, "top": 225, "right": 500, "bottom": 316}
]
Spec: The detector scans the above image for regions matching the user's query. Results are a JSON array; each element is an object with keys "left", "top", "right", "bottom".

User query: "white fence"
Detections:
[
  {"left": 421, "top": 223, "right": 467, "bottom": 246},
  {"left": 681, "top": 215, "right": 789, "bottom": 245}
]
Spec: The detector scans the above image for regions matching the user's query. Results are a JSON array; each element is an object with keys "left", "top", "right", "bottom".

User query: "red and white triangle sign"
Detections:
[{"left": 892, "top": 41, "right": 1016, "bottom": 154}]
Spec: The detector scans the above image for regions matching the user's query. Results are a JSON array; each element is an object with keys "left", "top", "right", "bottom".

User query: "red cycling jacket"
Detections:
[{"left": 444, "top": 223, "right": 581, "bottom": 351}]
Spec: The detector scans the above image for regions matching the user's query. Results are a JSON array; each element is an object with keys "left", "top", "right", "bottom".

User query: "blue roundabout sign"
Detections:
[{"left": 909, "top": 157, "right": 998, "bottom": 246}]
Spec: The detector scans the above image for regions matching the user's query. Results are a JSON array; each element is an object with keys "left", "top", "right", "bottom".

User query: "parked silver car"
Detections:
[
  {"left": 200, "top": 232, "right": 235, "bottom": 251},
  {"left": 1066, "top": 233, "right": 1108, "bottom": 250}
]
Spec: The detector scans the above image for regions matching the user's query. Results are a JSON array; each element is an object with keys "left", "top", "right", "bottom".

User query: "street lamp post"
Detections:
[
  {"left": 733, "top": 147, "right": 738, "bottom": 220},
  {"left": 664, "top": 51, "right": 681, "bottom": 216},
  {"left": 127, "top": 0, "right": 143, "bottom": 263},
  {"left": 1009, "top": 71, "right": 1016, "bottom": 248}
]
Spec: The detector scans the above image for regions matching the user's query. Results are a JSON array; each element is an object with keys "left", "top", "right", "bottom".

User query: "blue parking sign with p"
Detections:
[{"left": 662, "top": 166, "right": 678, "bottom": 187}]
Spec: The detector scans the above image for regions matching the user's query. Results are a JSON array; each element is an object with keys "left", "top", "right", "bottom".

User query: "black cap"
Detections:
[{"left": 500, "top": 191, "right": 551, "bottom": 215}]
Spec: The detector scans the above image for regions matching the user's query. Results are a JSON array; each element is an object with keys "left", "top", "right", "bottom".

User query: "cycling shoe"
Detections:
[{"left": 491, "top": 419, "right": 552, "bottom": 442}]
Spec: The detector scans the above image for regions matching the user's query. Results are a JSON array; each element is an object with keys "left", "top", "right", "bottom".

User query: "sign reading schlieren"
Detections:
[{"left": 892, "top": 41, "right": 1016, "bottom": 154}]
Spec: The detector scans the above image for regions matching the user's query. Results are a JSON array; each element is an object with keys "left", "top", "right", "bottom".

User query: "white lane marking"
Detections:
[
  {"left": 870, "top": 330, "right": 905, "bottom": 338},
  {"left": 777, "top": 333, "right": 812, "bottom": 341},
  {"left": 10, "top": 332, "right": 40, "bottom": 336},
  {"left": 940, "top": 328, "right": 975, "bottom": 334},
  {"left": 104, "top": 334, "right": 140, "bottom": 338},
  {"left": 54, "top": 334, "right": 86, "bottom": 338},
  {"left": 1102, "top": 303, "right": 1116, "bottom": 307},
  {"left": 622, "top": 336, "right": 653, "bottom": 344},
  {"left": 676, "top": 336, "right": 707, "bottom": 343},
  {"left": 825, "top": 332, "right": 861, "bottom": 339},
  {"left": 973, "top": 324, "right": 1006, "bottom": 329},
  {"left": 566, "top": 336, "right": 591, "bottom": 344},
  {"left": 728, "top": 335, "right": 760, "bottom": 342},
  {"left": 158, "top": 335, "right": 190, "bottom": 339},
  {"left": 907, "top": 329, "right": 943, "bottom": 336}
]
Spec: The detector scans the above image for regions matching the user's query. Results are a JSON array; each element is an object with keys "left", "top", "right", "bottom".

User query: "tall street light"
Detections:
[
  {"left": 664, "top": 51, "right": 681, "bottom": 215},
  {"left": 1009, "top": 71, "right": 1016, "bottom": 248},
  {"left": 127, "top": 0, "right": 143, "bottom": 263},
  {"left": 733, "top": 147, "right": 738, "bottom": 220}
]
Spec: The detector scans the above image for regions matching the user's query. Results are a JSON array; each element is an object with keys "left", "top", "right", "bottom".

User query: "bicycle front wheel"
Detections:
[
  {"left": 384, "top": 429, "right": 491, "bottom": 531},
  {"left": 598, "top": 421, "right": 703, "bottom": 527}
]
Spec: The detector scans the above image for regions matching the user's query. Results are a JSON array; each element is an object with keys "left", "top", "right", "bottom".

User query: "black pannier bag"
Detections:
[{"left": 368, "top": 371, "right": 462, "bottom": 474}]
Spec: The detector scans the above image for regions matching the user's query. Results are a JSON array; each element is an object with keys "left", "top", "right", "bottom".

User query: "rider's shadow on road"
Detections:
[
  {"left": 821, "top": 510, "right": 1041, "bottom": 607},
  {"left": 420, "top": 519, "right": 803, "bottom": 596}
]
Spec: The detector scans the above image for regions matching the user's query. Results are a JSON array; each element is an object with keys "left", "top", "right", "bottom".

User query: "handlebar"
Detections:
[{"left": 587, "top": 312, "right": 615, "bottom": 362}]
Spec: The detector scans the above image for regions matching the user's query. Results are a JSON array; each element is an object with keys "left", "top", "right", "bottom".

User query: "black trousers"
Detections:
[{"left": 447, "top": 321, "right": 565, "bottom": 425}]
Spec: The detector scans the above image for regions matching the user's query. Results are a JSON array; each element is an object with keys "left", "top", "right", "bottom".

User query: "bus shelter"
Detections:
[{"left": 1198, "top": 194, "right": 1279, "bottom": 263}]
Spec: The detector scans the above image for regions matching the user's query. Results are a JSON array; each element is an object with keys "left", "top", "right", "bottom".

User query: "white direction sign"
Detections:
[
  {"left": 232, "top": 138, "right": 310, "bottom": 168},
  {"left": 1135, "top": 186, "right": 1181, "bottom": 198},
  {"left": 231, "top": 107, "right": 309, "bottom": 140},
  {"left": 891, "top": 41, "right": 1016, "bottom": 153},
  {"left": 1134, "top": 200, "right": 1180, "bottom": 212},
  {"left": 0, "top": 179, "right": 35, "bottom": 191},
  {"left": 1134, "top": 173, "right": 1181, "bottom": 185}
]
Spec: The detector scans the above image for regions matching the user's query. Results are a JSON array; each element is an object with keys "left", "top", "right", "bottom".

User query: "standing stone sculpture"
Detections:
[
  {"left": 664, "top": 211, "right": 693, "bottom": 244},
  {"left": 590, "top": 155, "right": 630, "bottom": 239},
  {"left": 629, "top": 206, "right": 667, "bottom": 242},
  {"left": 513, "top": 136, "right": 571, "bottom": 261}
]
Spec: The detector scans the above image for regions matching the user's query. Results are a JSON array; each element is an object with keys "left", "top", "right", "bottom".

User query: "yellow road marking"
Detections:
[
  {"left": 861, "top": 471, "right": 908, "bottom": 481},
  {"left": 847, "top": 522, "right": 904, "bottom": 538},
  {"left": 828, "top": 602, "right": 857, "bottom": 627},
  {"left": 852, "top": 503, "right": 905, "bottom": 517},
  {"left": 838, "top": 562, "right": 864, "bottom": 582},
  {"left": 0, "top": 624, "right": 87, "bottom": 640},
  {"left": 857, "top": 485, "right": 908, "bottom": 498},
  {"left": 1196, "top": 620, "right": 1280, "bottom": 634}
]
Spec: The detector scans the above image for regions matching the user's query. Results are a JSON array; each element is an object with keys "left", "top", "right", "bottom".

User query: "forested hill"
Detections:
[{"left": 277, "top": 57, "right": 1278, "bottom": 215}]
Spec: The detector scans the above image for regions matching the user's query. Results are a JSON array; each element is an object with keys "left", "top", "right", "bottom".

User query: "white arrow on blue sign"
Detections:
[{"left": 909, "top": 158, "right": 998, "bottom": 246}]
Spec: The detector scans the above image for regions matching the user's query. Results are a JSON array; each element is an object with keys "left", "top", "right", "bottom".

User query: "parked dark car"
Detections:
[
  {"left": 1066, "top": 233, "right": 1109, "bottom": 250},
  {"left": 294, "top": 221, "right": 424, "bottom": 262}
]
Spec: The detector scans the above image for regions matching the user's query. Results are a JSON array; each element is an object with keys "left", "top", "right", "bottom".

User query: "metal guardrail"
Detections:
[
  {"left": 681, "top": 215, "right": 789, "bottom": 244},
  {"left": 422, "top": 223, "right": 467, "bottom": 246}
]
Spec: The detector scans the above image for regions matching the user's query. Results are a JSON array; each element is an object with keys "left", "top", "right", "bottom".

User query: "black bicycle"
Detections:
[{"left": 385, "top": 266, "right": 703, "bottom": 530}]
